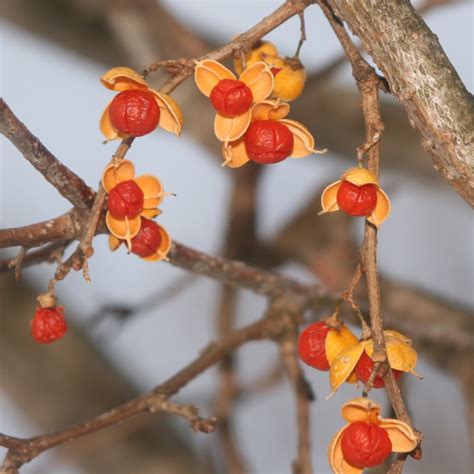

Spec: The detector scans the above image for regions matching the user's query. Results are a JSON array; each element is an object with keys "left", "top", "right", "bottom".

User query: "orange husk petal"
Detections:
[
  {"left": 341, "top": 167, "right": 379, "bottom": 186},
  {"left": 100, "top": 101, "right": 127, "bottom": 141},
  {"left": 239, "top": 62, "right": 274, "bottom": 102},
  {"left": 106, "top": 213, "right": 141, "bottom": 241},
  {"left": 108, "top": 234, "right": 122, "bottom": 252},
  {"left": 365, "top": 336, "right": 418, "bottom": 373},
  {"left": 222, "top": 139, "right": 250, "bottom": 168},
  {"left": 346, "top": 371, "right": 359, "bottom": 384},
  {"left": 328, "top": 426, "right": 363, "bottom": 474},
  {"left": 325, "top": 325, "right": 359, "bottom": 365},
  {"left": 142, "top": 224, "right": 172, "bottom": 261},
  {"left": 214, "top": 110, "right": 252, "bottom": 143},
  {"left": 340, "top": 397, "right": 381, "bottom": 424},
  {"left": 367, "top": 188, "right": 391, "bottom": 227},
  {"left": 251, "top": 100, "right": 290, "bottom": 121},
  {"left": 194, "top": 59, "right": 236, "bottom": 96},
  {"left": 102, "top": 160, "right": 136, "bottom": 192},
  {"left": 140, "top": 208, "right": 162, "bottom": 219},
  {"left": 278, "top": 119, "right": 324, "bottom": 158},
  {"left": 319, "top": 180, "right": 341, "bottom": 215},
  {"left": 134, "top": 174, "right": 164, "bottom": 209},
  {"left": 100, "top": 67, "right": 148, "bottom": 91},
  {"left": 383, "top": 330, "right": 413, "bottom": 344},
  {"left": 150, "top": 91, "right": 183, "bottom": 136},
  {"left": 379, "top": 419, "right": 418, "bottom": 453},
  {"left": 329, "top": 341, "right": 367, "bottom": 392}
]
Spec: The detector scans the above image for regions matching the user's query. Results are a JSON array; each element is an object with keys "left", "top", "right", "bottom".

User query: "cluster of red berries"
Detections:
[
  {"left": 209, "top": 77, "right": 295, "bottom": 164},
  {"left": 106, "top": 180, "right": 164, "bottom": 258},
  {"left": 298, "top": 320, "right": 402, "bottom": 389}
]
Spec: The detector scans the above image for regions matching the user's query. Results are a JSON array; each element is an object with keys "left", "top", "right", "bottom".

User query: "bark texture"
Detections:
[{"left": 329, "top": 0, "right": 474, "bottom": 206}]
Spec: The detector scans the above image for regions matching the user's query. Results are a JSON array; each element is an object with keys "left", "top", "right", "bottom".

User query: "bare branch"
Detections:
[
  {"left": 0, "top": 317, "right": 272, "bottom": 471},
  {"left": 280, "top": 323, "right": 314, "bottom": 474},
  {"left": 319, "top": 0, "right": 421, "bottom": 458},
  {"left": 0, "top": 210, "right": 84, "bottom": 249},
  {"left": 214, "top": 165, "right": 261, "bottom": 474},
  {"left": 328, "top": 0, "right": 474, "bottom": 206},
  {"left": 0, "top": 99, "right": 95, "bottom": 210}
]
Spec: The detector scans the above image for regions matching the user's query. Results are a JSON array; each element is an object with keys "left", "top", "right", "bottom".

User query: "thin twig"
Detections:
[
  {"left": 279, "top": 317, "right": 313, "bottom": 474},
  {"left": 214, "top": 166, "right": 260, "bottom": 474},
  {"left": 319, "top": 0, "right": 421, "bottom": 463},
  {"left": 339, "top": 263, "right": 362, "bottom": 307},
  {"left": 7, "top": 246, "right": 28, "bottom": 281},
  {"left": 294, "top": 11, "right": 307, "bottom": 57},
  {"left": 147, "top": 398, "right": 218, "bottom": 434},
  {"left": 0, "top": 241, "right": 70, "bottom": 273},
  {"left": 0, "top": 317, "right": 273, "bottom": 471},
  {"left": 362, "top": 361, "right": 382, "bottom": 396},
  {"left": 239, "top": 50, "right": 247, "bottom": 71}
]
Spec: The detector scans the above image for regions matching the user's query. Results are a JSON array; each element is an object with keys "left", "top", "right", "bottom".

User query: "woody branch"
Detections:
[
  {"left": 317, "top": 0, "right": 420, "bottom": 469},
  {"left": 328, "top": 0, "right": 474, "bottom": 206}
]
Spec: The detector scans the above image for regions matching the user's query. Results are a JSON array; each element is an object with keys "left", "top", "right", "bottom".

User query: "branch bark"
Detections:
[
  {"left": 328, "top": 0, "right": 474, "bottom": 206},
  {"left": 0, "top": 316, "right": 272, "bottom": 472},
  {"left": 279, "top": 322, "right": 313, "bottom": 474},
  {"left": 0, "top": 100, "right": 95, "bottom": 210},
  {"left": 318, "top": 0, "right": 419, "bottom": 456}
]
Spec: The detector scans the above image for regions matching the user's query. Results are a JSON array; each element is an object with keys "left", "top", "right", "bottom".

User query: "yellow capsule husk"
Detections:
[{"left": 234, "top": 41, "right": 279, "bottom": 75}]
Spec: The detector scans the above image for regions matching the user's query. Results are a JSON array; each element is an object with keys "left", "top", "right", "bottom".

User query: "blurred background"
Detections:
[{"left": 0, "top": 1, "right": 473, "bottom": 473}]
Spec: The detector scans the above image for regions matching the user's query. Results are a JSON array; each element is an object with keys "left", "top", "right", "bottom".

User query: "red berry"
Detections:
[
  {"left": 355, "top": 350, "right": 402, "bottom": 388},
  {"left": 109, "top": 90, "right": 160, "bottom": 137},
  {"left": 298, "top": 321, "right": 331, "bottom": 371},
  {"left": 130, "top": 218, "right": 162, "bottom": 258},
  {"left": 341, "top": 421, "right": 392, "bottom": 469},
  {"left": 31, "top": 307, "right": 67, "bottom": 344},
  {"left": 244, "top": 120, "right": 294, "bottom": 164},
  {"left": 108, "top": 180, "right": 144, "bottom": 220},
  {"left": 336, "top": 181, "right": 378, "bottom": 217},
  {"left": 210, "top": 79, "right": 253, "bottom": 117}
]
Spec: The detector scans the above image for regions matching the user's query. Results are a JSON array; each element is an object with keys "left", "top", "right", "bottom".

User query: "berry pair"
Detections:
[{"left": 298, "top": 321, "right": 417, "bottom": 393}]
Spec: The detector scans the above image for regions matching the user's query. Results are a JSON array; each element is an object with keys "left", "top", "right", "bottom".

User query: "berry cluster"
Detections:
[
  {"left": 194, "top": 45, "right": 325, "bottom": 168},
  {"left": 25, "top": 39, "right": 418, "bottom": 474},
  {"left": 102, "top": 159, "right": 171, "bottom": 261},
  {"left": 329, "top": 397, "right": 417, "bottom": 472},
  {"left": 31, "top": 67, "right": 184, "bottom": 344},
  {"left": 298, "top": 320, "right": 418, "bottom": 394}
]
